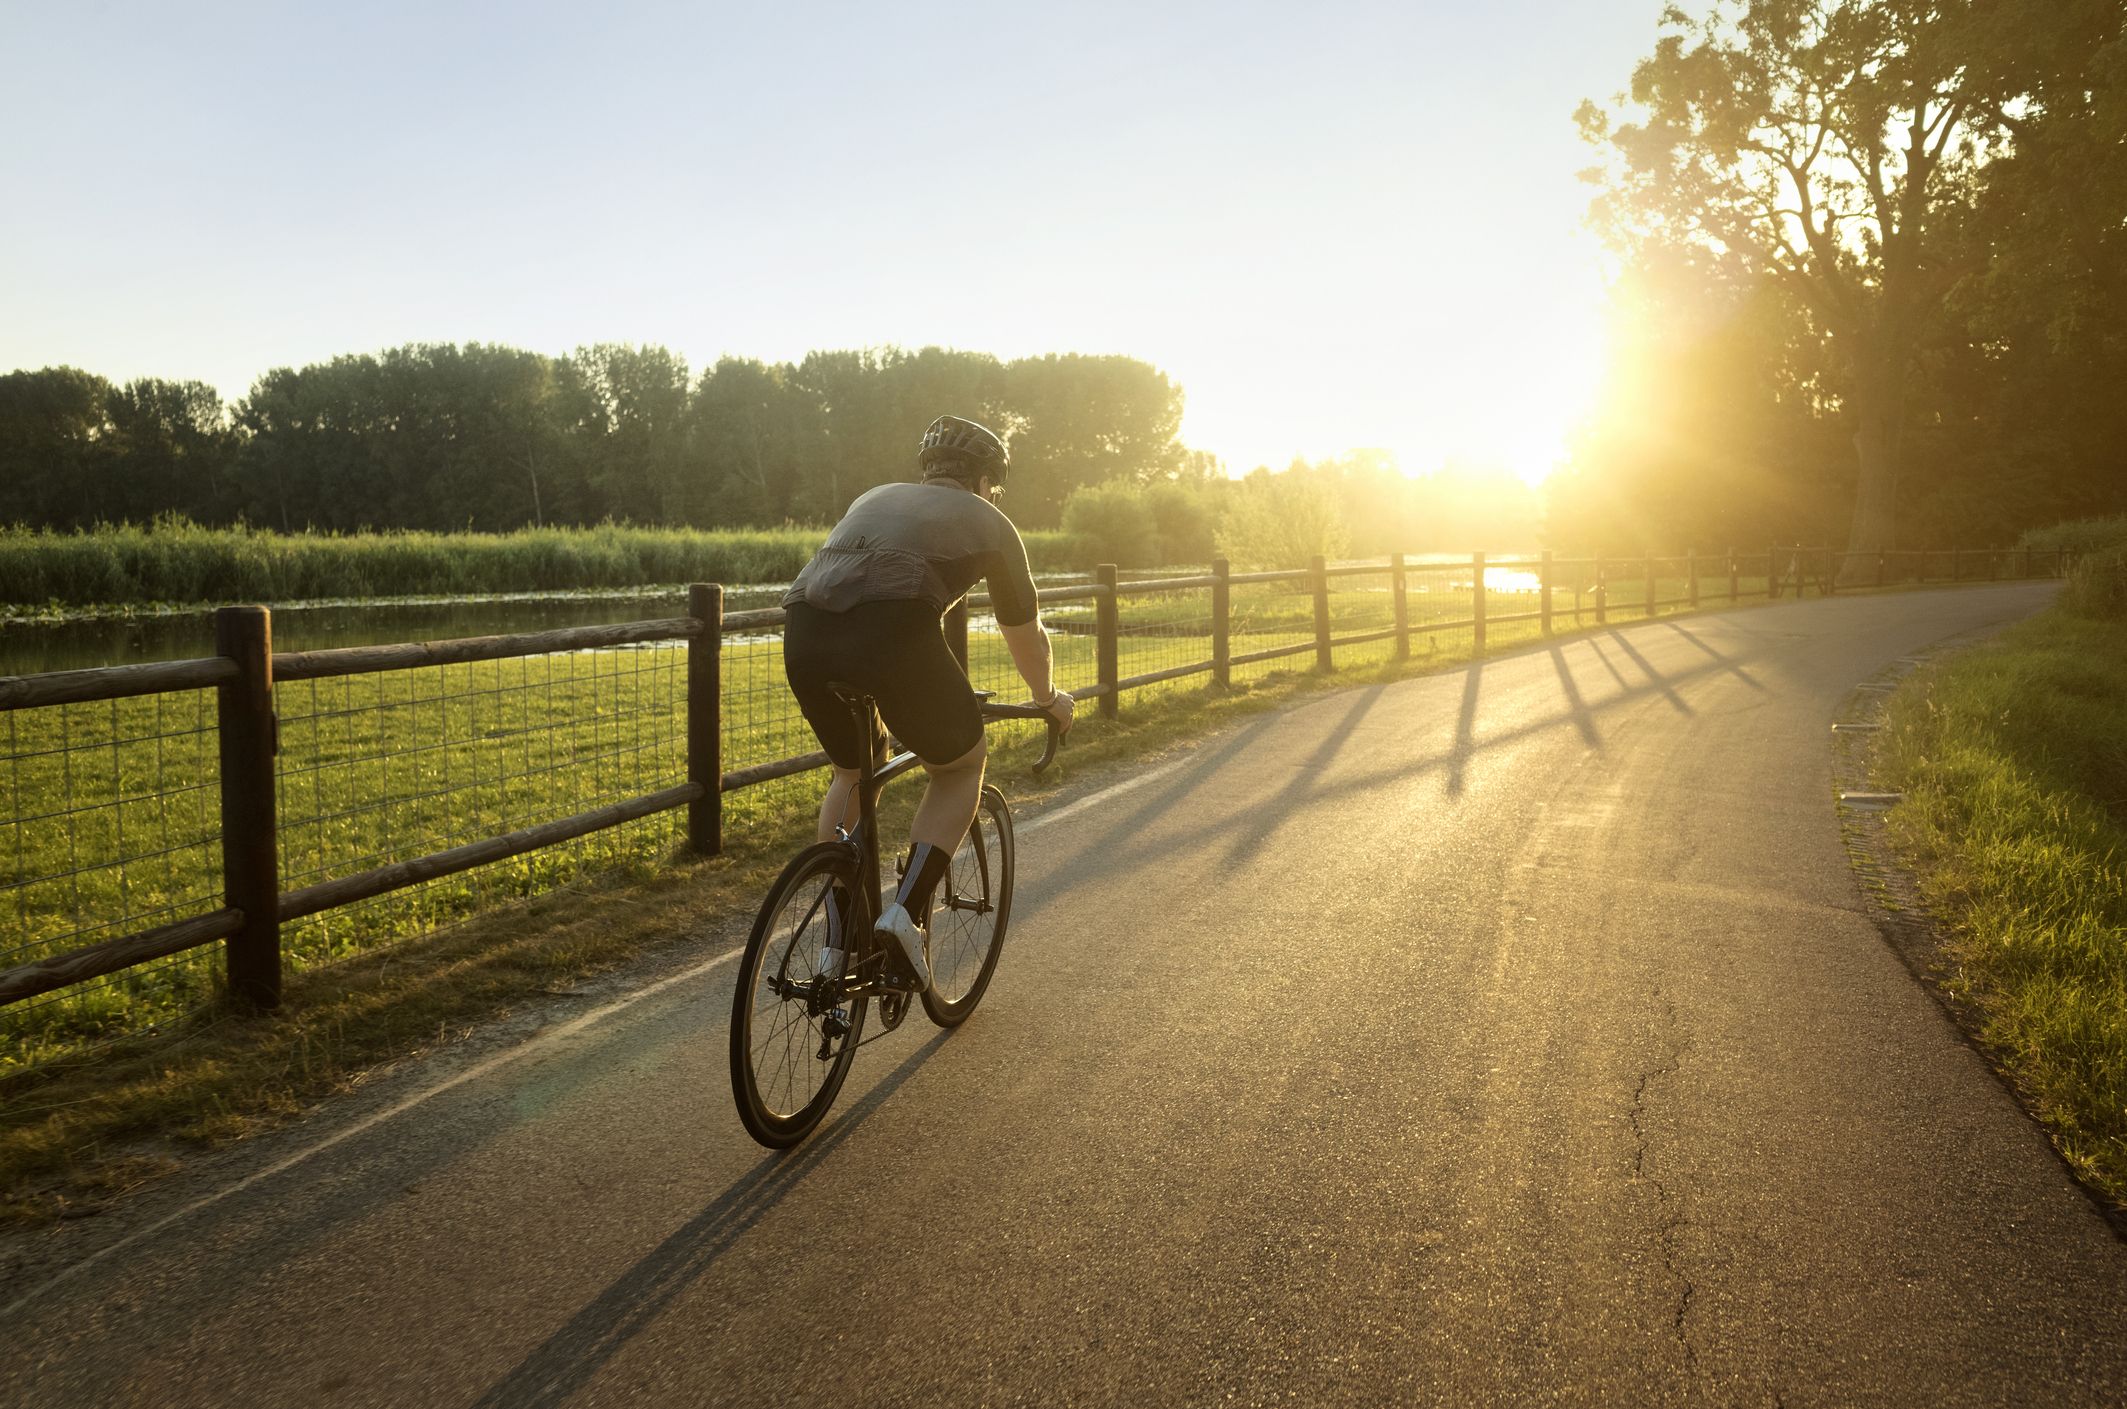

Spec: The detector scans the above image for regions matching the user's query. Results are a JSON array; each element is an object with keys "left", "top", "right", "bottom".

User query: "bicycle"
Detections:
[{"left": 729, "top": 689, "right": 1063, "bottom": 1149}]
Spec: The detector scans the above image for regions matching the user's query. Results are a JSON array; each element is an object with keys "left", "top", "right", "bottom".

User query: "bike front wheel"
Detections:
[
  {"left": 731, "top": 842, "right": 868, "bottom": 1148},
  {"left": 921, "top": 784, "right": 1015, "bottom": 1027}
]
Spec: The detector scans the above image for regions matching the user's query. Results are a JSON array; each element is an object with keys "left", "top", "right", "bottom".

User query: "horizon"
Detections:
[{"left": 0, "top": 0, "right": 1664, "bottom": 488}]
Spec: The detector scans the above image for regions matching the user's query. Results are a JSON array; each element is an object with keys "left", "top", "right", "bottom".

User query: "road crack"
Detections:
[{"left": 1629, "top": 984, "right": 1701, "bottom": 1376}]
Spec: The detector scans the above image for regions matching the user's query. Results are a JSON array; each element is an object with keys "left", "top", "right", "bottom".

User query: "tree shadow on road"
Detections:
[{"left": 465, "top": 1030, "right": 952, "bottom": 1409}]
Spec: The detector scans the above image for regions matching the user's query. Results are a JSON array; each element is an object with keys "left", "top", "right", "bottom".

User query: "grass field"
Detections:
[{"left": 1875, "top": 556, "right": 2127, "bottom": 1205}]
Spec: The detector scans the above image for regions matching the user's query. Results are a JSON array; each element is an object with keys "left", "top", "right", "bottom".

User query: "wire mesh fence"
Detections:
[
  {"left": 720, "top": 621, "right": 820, "bottom": 829},
  {"left": 1, "top": 542, "right": 2075, "bottom": 1072},
  {"left": 1112, "top": 576, "right": 1219, "bottom": 700},
  {"left": 1228, "top": 571, "right": 1316, "bottom": 686},
  {"left": 1, "top": 688, "right": 224, "bottom": 1066},
  {"left": 275, "top": 645, "right": 687, "bottom": 969},
  {"left": 1405, "top": 558, "right": 1479, "bottom": 661}
]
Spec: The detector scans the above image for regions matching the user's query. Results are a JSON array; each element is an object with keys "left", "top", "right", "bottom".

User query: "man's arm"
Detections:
[{"left": 999, "top": 618, "right": 1073, "bottom": 732}]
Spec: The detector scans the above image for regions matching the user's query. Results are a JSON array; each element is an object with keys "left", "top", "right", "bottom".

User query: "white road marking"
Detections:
[{"left": 1018, "top": 753, "right": 1193, "bottom": 834}]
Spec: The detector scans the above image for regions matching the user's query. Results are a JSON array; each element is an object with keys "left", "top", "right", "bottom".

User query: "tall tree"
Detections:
[
  {"left": 0, "top": 367, "right": 115, "bottom": 527},
  {"left": 691, "top": 356, "right": 813, "bottom": 523},
  {"left": 1001, "top": 354, "right": 1186, "bottom": 526},
  {"left": 1579, "top": 0, "right": 2043, "bottom": 575},
  {"left": 556, "top": 344, "right": 694, "bottom": 523},
  {"left": 103, "top": 378, "right": 236, "bottom": 523}
]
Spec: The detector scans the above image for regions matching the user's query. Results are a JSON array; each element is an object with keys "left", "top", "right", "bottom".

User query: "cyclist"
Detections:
[{"left": 782, "top": 413, "right": 1075, "bottom": 990}]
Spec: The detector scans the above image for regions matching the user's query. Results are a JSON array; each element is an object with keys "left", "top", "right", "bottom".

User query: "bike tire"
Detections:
[
  {"left": 921, "top": 784, "right": 1015, "bottom": 1028},
  {"left": 731, "top": 842, "right": 869, "bottom": 1148}
]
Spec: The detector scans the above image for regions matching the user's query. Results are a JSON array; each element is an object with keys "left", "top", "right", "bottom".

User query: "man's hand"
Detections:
[{"left": 1035, "top": 688, "right": 1075, "bottom": 735}]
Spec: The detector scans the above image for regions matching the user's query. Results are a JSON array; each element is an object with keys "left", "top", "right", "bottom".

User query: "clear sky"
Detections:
[{"left": 0, "top": 0, "right": 1665, "bottom": 483}]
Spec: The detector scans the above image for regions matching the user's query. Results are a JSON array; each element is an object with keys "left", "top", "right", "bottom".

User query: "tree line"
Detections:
[
  {"left": 0, "top": 345, "right": 1210, "bottom": 534},
  {"left": 1562, "top": 0, "right": 2127, "bottom": 564}
]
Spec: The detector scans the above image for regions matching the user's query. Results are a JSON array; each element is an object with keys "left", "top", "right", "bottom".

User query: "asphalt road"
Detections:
[{"left": 8, "top": 583, "right": 2124, "bottom": 1407}]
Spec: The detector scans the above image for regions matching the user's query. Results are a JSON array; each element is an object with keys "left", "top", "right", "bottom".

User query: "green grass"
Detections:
[
  {"left": 0, "top": 519, "right": 1095, "bottom": 608},
  {"left": 1875, "top": 592, "right": 2127, "bottom": 1206}
]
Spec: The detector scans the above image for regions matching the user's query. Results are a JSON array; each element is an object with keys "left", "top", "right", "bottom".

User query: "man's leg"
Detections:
[
  {"left": 817, "top": 765, "right": 861, "bottom": 843},
  {"left": 876, "top": 736, "right": 986, "bottom": 988},
  {"left": 909, "top": 735, "right": 986, "bottom": 852}
]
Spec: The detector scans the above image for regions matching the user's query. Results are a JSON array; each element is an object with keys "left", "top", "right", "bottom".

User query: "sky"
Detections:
[{"left": 0, "top": 0, "right": 1668, "bottom": 485}]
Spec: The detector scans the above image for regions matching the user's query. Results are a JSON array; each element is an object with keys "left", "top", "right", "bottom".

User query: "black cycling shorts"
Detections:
[{"left": 783, "top": 600, "right": 982, "bottom": 769}]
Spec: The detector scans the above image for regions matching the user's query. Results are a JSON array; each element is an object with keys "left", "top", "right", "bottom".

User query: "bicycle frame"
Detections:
[{"left": 824, "top": 688, "right": 1058, "bottom": 1002}]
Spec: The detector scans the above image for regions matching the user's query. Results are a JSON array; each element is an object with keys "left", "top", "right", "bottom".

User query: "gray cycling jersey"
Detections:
[{"left": 782, "top": 481, "right": 1040, "bottom": 626}]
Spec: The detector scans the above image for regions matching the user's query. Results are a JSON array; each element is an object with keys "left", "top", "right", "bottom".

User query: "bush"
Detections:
[
  {"left": 1215, "top": 473, "right": 1348, "bottom": 569},
  {"left": 1061, "top": 483, "right": 1164, "bottom": 567},
  {"left": 2062, "top": 546, "right": 2127, "bottom": 621},
  {"left": 1021, "top": 531, "right": 1091, "bottom": 573},
  {"left": 2017, "top": 515, "right": 2127, "bottom": 557},
  {"left": 1145, "top": 481, "right": 1218, "bottom": 563},
  {"left": 1056, "top": 480, "right": 1217, "bottom": 568}
]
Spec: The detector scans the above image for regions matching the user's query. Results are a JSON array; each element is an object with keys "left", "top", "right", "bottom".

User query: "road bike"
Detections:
[{"left": 729, "top": 689, "right": 1062, "bottom": 1148}]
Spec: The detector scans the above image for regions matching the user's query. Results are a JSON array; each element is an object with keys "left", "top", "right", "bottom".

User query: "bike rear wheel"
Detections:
[
  {"left": 731, "top": 842, "right": 868, "bottom": 1148},
  {"left": 921, "top": 784, "right": 1015, "bottom": 1027}
]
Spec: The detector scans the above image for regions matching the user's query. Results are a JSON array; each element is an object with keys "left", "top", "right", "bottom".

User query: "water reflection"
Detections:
[{"left": 0, "top": 585, "right": 798, "bottom": 675}]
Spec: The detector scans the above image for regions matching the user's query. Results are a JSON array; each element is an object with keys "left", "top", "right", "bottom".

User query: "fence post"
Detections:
[
  {"left": 1211, "top": 557, "right": 1231, "bottom": 688},
  {"left": 687, "top": 584, "right": 723, "bottom": 857},
  {"left": 1095, "top": 563, "right": 1120, "bottom": 718},
  {"left": 1539, "top": 550, "right": 1553, "bottom": 637},
  {"left": 1391, "top": 552, "right": 1411, "bottom": 658},
  {"left": 1643, "top": 554, "right": 1656, "bottom": 618},
  {"left": 1470, "top": 552, "right": 1487, "bottom": 655},
  {"left": 1727, "top": 548, "right": 1738, "bottom": 602},
  {"left": 1594, "top": 552, "right": 1607, "bottom": 625},
  {"left": 943, "top": 598, "right": 970, "bottom": 671},
  {"left": 1766, "top": 544, "right": 1780, "bottom": 599},
  {"left": 1311, "top": 555, "right": 1333, "bottom": 672},
  {"left": 1687, "top": 550, "right": 1699, "bottom": 609},
  {"left": 215, "top": 606, "right": 280, "bottom": 1010}
]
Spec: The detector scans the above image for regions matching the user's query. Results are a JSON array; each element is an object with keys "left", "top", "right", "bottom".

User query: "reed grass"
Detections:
[{"left": 0, "top": 519, "right": 1093, "bottom": 608}]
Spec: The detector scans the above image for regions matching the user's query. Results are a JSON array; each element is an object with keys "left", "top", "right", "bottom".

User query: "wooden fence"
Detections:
[{"left": 0, "top": 544, "right": 2070, "bottom": 1012}]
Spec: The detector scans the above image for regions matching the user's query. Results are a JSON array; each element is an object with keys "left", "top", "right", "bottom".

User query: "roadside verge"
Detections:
[{"left": 1835, "top": 581, "right": 2127, "bottom": 1216}]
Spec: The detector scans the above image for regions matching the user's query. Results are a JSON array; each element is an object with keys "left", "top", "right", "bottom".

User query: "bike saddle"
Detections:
[{"left": 971, "top": 689, "right": 995, "bottom": 702}]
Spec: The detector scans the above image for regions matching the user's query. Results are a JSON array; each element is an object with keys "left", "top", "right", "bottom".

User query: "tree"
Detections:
[
  {"left": 998, "top": 354, "right": 1187, "bottom": 527},
  {"left": 0, "top": 367, "right": 115, "bottom": 527},
  {"left": 1579, "top": 0, "right": 2040, "bottom": 576},
  {"left": 103, "top": 378, "right": 237, "bottom": 523},
  {"left": 691, "top": 357, "right": 810, "bottom": 524},
  {"left": 557, "top": 344, "right": 694, "bottom": 524}
]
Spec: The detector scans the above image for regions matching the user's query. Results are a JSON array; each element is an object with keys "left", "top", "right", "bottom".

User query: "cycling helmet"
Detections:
[{"left": 918, "top": 414, "right": 1008, "bottom": 484}]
